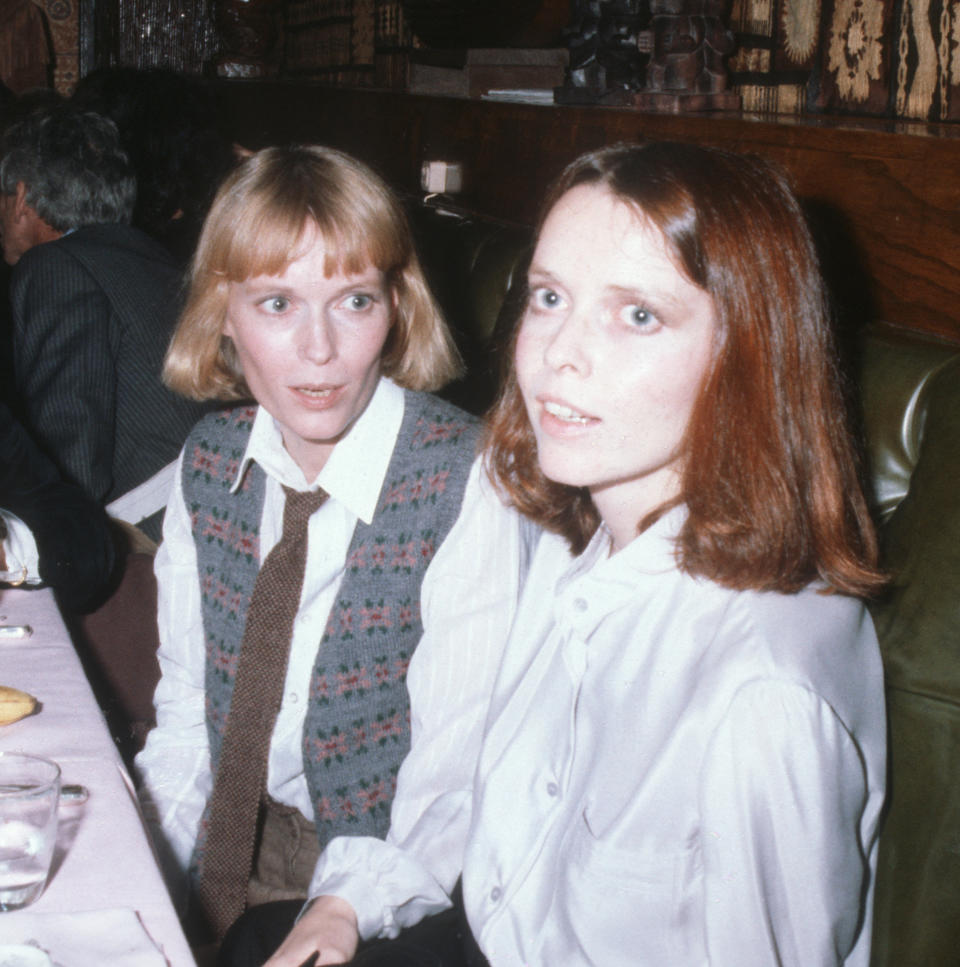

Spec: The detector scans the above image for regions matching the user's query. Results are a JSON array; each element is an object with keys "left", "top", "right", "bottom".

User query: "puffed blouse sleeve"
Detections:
[{"left": 699, "top": 678, "right": 875, "bottom": 966}]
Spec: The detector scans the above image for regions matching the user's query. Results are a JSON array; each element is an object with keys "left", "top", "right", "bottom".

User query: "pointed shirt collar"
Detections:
[
  {"left": 555, "top": 503, "right": 689, "bottom": 608},
  {"left": 228, "top": 376, "right": 404, "bottom": 525}
]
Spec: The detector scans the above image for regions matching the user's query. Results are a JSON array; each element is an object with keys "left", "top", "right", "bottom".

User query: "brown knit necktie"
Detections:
[{"left": 197, "top": 485, "right": 327, "bottom": 938}]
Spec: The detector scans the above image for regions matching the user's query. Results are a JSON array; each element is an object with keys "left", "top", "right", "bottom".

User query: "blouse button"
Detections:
[
  {"left": 573, "top": 597, "right": 588, "bottom": 613},
  {"left": 288, "top": 692, "right": 299, "bottom": 705},
  {"left": 546, "top": 782, "right": 559, "bottom": 797},
  {"left": 490, "top": 886, "right": 502, "bottom": 902}
]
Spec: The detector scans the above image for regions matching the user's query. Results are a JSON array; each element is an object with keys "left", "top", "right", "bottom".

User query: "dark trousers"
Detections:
[{"left": 218, "top": 883, "right": 489, "bottom": 967}]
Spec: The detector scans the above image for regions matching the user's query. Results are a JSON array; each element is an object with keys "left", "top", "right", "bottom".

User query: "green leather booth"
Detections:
[
  {"left": 860, "top": 326, "right": 960, "bottom": 967},
  {"left": 409, "top": 201, "right": 960, "bottom": 967}
]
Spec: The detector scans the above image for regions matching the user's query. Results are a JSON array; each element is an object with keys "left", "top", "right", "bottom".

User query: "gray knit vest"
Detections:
[{"left": 183, "top": 391, "right": 478, "bottom": 865}]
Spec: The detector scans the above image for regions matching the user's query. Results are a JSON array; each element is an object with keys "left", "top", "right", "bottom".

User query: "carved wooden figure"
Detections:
[
  {"left": 634, "top": 0, "right": 739, "bottom": 109},
  {"left": 557, "top": 0, "right": 739, "bottom": 111},
  {"left": 556, "top": 0, "right": 652, "bottom": 103}
]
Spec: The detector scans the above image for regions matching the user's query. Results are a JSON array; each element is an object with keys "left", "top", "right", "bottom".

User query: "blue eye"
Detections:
[
  {"left": 261, "top": 295, "right": 290, "bottom": 314},
  {"left": 344, "top": 293, "right": 373, "bottom": 311},
  {"left": 531, "top": 287, "right": 562, "bottom": 310},
  {"left": 620, "top": 305, "right": 657, "bottom": 329}
]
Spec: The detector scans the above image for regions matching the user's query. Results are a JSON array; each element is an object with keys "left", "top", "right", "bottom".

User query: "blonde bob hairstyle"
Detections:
[{"left": 164, "top": 144, "right": 462, "bottom": 400}]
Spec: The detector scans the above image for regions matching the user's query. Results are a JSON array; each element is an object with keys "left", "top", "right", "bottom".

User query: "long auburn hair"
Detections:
[{"left": 484, "top": 141, "right": 884, "bottom": 597}]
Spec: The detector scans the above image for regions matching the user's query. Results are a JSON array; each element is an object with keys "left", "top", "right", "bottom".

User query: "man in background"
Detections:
[
  {"left": 0, "top": 106, "right": 205, "bottom": 541},
  {"left": 1, "top": 398, "right": 117, "bottom": 614}
]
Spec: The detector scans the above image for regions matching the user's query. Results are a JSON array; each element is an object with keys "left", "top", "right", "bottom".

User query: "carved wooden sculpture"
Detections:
[
  {"left": 556, "top": 0, "right": 651, "bottom": 104},
  {"left": 634, "top": 0, "right": 739, "bottom": 110},
  {"left": 557, "top": 0, "right": 739, "bottom": 111}
]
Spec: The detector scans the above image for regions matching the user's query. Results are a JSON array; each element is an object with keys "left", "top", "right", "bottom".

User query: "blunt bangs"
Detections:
[{"left": 203, "top": 155, "right": 409, "bottom": 285}]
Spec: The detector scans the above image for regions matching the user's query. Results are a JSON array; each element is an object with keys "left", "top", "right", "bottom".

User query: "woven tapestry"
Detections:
[
  {"left": 817, "top": 0, "right": 896, "bottom": 115},
  {"left": 729, "top": 0, "right": 958, "bottom": 119},
  {"left": 40, "top": 0, "right": 78, "bottom": 94},
  {"left": 891, "top": 0, "right": 959, "bottom": 120},
  {"left": 729, "top": 0, "right": 812, "bottom": 113}
]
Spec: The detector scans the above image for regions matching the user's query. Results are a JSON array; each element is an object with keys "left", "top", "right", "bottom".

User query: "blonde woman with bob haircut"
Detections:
[
  {"left": 135, "top": 145, "right": 538, "bottom": 960},
  {"left": 233, "top": 142, "right": 886, "bottom": 967},
  {"left": 164, "top": 144, "right": 459, "bottom": 399}
]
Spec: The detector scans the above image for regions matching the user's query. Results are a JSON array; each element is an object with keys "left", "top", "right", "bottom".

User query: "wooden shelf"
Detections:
[{"left": 211, "top": 81, "right": 960, "bottom": 344}]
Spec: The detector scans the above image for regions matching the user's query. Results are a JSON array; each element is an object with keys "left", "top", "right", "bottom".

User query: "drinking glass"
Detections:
[{"left": 0, "top": 753, "right": 60, "bottom": 911}]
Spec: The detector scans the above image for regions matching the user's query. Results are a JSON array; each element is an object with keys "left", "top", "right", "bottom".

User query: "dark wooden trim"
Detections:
[{"left": 212, "top": 82, "right": 960, "bottom": 343}]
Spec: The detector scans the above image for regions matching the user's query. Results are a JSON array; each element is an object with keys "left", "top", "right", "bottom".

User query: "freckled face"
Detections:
[
  {"left": 223, "top": 226, "right": 394, "bottom": 481},
  {"left": 514, "top": 184, "right": 718, "bottom": 550}
]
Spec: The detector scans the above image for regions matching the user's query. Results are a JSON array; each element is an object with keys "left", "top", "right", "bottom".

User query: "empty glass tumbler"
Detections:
[{"left": 0, "top": 753, "right": 61, "bottom": 911}]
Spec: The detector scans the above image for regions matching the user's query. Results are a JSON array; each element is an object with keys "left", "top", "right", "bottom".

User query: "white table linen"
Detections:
[
  {"left": 0, "top": 908, "right": 166, "bottom": 966},
  {"left": 0, "top": 586, "right": 194, "bottom": 966}
]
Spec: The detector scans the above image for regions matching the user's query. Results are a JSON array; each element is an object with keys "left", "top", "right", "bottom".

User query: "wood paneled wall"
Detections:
[{"left": 212, "top": 82, "right": 960, "bottom": 344}]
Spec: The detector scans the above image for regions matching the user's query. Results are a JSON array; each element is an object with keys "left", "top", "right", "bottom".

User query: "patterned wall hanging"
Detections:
[
  {"left": 39, "top": 0, "right": 79, "bottom": 94},
  {"left": 817, "top": 0, "right": 895, "bottom": 114},
  {"left": 892, "top": 0, "right": 958, "bottom": 119},
  {"left": 729, "top": 0, "right": 810, "bottom": 113}
]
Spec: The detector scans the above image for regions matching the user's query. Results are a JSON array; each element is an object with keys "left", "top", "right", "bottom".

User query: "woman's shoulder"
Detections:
[
  {"left": 734, "top": 583, "right": 874, "bottom": 653},
  {"left": 179, "top": 404, "right": 262, "bottom": 501},
  {"left": 398, "top": 389, "right": 481, "bottom": 456},
  {"left": 402, "top": 389, "right": 480, "bottom": 427},
  {"left": 713, "top": 584, "right": 882, "bottom": 719},
  {"left": 185, "top": 403, "right": 259, "bottom": 445}
]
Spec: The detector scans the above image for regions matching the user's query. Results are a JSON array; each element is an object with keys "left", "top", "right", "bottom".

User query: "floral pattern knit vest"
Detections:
[{"left": 183, "top": 391, "right": 479, "bottom": 868}]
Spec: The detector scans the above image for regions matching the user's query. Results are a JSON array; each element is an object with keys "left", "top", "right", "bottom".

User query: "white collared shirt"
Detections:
[
  {"left": 0, "top": 510, "right": 40, "bottom": 586},
  {"left": 315, "top": 506, "right": 886, "bottom": 966},
  {"left": 135, "top": 378, "right": 539, "bottom": 897}
]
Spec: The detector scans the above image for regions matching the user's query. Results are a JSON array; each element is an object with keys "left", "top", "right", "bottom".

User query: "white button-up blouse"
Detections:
[{"left": 317, "top": 504, "right": 886, "bottom": 966}]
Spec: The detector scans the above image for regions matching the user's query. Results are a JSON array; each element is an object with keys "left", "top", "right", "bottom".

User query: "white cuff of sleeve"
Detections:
[{"left": 1, "top": 510, "right": 41, "bottom": 585}]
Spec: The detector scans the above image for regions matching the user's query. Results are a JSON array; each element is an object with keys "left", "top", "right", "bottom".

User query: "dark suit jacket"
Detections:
[
  {"left": 10, "top": 224, "right": 207, "bottom": 541},
  {"left": 0, "top": 400, "right": 117, "bottom": 612}
]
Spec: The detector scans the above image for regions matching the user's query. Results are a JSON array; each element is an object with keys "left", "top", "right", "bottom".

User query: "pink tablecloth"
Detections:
[{"left": 0, "top": 586, "right": 195, "bottom": 966}]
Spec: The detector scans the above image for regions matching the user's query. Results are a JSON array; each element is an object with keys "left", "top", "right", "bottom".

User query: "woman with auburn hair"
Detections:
[
  {"left": 227, "top": 142, "right": 886, "bottom": 967},
  {"left": 134, "top": 145, "right": 536, "bottom": 961}
]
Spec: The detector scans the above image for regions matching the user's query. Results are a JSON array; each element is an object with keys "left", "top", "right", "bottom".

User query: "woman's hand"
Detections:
[{"left": 264, "top": 895, "right": 360, "bottom": 967}]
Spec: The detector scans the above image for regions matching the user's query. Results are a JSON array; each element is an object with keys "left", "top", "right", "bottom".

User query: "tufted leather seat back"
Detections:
[
  {"left": 860, "top": 323, "right": 960, "bottom": 967},
  {"left": 409, "top": 204, "right": 531, "bottom": 414}
]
